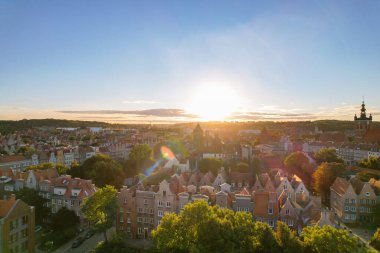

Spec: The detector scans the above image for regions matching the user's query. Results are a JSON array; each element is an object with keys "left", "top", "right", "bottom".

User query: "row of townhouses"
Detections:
[
  {"left": 116, "top": 169, "right": 322, "bottom": 239},
  {"left": 330, "top": 177, "right": 380, "bottom": 223},
  {"left": 0, "top": 168, "right": 96, "bottom": 219}
]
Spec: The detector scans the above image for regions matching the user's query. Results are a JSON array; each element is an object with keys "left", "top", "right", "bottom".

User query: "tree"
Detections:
[
  {"left": 69, "top": 155, "right": 125, "bottom": 189},
  {"left": 56, "top": 164, "right": 69, "bottom": 175},
  {"left": 252, "top": 156, "right": 263, "bottom": 176},
  {"left": 17, "top": 146, "right": 34, "bottom": 156},
  {"left": 81, "top": 185, "right": 117, "bottom": 243},
  {"left": 301, "top": 225, "right": 363, "bottom": 253},
  {"left": 125, "top": 144, "right": 154, "bottom": 177},
  {"left": 359, "top": 157, "right": 380, "bottom": 171},
  {"left": 313, "top": 162, "right": 345, "bottom": 205},
  {"left": 234, "top": 162, "right": 249, "bottom": 173},
  {"left": 275, "top": 221, "right": 304, "bottom": 253},
  {"left": 314, "top": 148, "right": 344, "bottom": 164},
  {"left": 152, "top": 200, "right": 279, "bottom": 253},
  {"left": 26, "top": 162, "right": 55, "bottom": 171},
  {"left": 284, "top": 152, "right": 314, "bottom": 188},
  {"left": 50, "top": 207, "right": 80, "bottom": 231},
  {"left": 198, "top": 158, "right": 222, "bottom": 176},
  {"left": 370, "top": 228, "right": 380, "bottom": 251},
  {"left": 15, "top": 188, "right": 50, "bottom": 225}
]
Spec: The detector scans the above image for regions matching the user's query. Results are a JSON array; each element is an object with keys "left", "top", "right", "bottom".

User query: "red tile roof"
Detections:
[
  {"left": 363, "top": 129, "right": 380, "bottom": 143},
  {"left": 330, "top": 177, "right": 350, "bottom": 195}
]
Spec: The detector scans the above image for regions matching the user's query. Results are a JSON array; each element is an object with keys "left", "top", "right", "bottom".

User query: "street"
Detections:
[{"left": 35, "top": 228, "right": 115, "bottom": 253}]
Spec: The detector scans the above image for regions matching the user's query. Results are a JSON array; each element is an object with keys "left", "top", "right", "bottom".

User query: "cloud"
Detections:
[
  {"left": 228, "top": 111, "right": 318, "bottom": 121},
  {"left": 57, "top": 109, "right": 198, "bottom": 118},
  {"left": 122, "top": 100, "right": 159, "bottom": 104}
]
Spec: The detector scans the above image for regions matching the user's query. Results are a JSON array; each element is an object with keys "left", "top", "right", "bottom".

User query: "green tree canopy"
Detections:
[
  {"left": 26, "top": 162, "right": 55, "bottom": 171},
  {"left": 233, "top": 162, "right": 249, "bottom": 173},
  {"left": 301, "top": 225, "right": 364, "bottom": 253},
  {"left": 313, "top": 162, "right": 346, "bottom": 205},
  {"left": 124, "top": 144, "right": 154, "bottom": 177},
  {"left": 152, "top": 200, "right": 280, "bottom": 253},
  {"left": 69, "top": 155, "right": 125, "bottom": 189},
  {"left": 370, "top": 228, "right": 380, "bottom": 251},
  {"left": 50, "top": 207, "right": 80, "bottom": 232},
  {"left": 81, "top": 185, "right": 117, "bottom": 243},
  {"left": 359, "top": 157, "right": 380, "bottom": 171},
  {"left": 15, "top": 187, "right": 50, "bottom": 225},
  {"left": 275, "top": 221, "right": 304, "bottom": 253},
  {"left": 284, "top": 152, "right": 314, "bottom": 188},
  {"left": 198, "top": 158, "right": 222, "bottom": 176},
  {"left": 314, "top": 148, "right": 344, "bottom": 164}
]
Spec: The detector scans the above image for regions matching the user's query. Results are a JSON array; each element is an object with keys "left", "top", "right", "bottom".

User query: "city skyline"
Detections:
[{"left": 1, "top": 0, "right": 380, "bottom": 123}]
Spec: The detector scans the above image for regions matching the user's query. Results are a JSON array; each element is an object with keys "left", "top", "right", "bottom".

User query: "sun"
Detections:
[{"left": 187, "top": 84, "right": 240, "bottom": 121}]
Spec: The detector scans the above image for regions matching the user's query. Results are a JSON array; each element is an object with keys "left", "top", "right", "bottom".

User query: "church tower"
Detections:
[
  {"left": 354, "top": 100, "right": 372, "bottom": 135},
  {"left": 192, "top": 123, "right": 204, "bottom": 151}
]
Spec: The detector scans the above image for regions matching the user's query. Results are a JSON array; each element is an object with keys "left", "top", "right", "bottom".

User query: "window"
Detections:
[
  {"left": 158, "top": 201, "right": 163, "bottom": 207},
  {"left": 127, "top": 227, "right": 131, "bottom": 233},
  {"left": 127, "top": 218, "right": 131, "bottom": 223},
  {"left": 351, "top": 206, "right": 356, "bottom": 212},
  {"left": 120, "top": 216, "right": 124, "bottom": 223},
  {"left": 365, "top": 192, "right": 370, "bottom": 197},
  {"left": 150, "top": 208, "right": 154, "bottom": 214},
  {"left": 351, "top": 199, "right": 356, "bottom": 204},
  {"left": 138, "top": 217, "right": 143, "bottom": 223},
  {"left": 285, "top": 209, "right": 290, "bottom": 215},
  {"left": 351, "top": 214, "right": 356, "bottom": 220},
  {"left": 345, "top": 214, "right": 350, "bottom": 220},
  {"left": 22, "top": 215, "right": 28, "bottom": 225},
  {"left": 268, "top": 208, "right": 273, "bottom": 214},
  {"left": 345, "top": 206, "right": 349, "bottom": 211},
  {"left": 144, "top": 199, "right": 148, "bottom": 205},
  {"left": 284, "top": 184, "right": 287, "bottom": 190},
  {"left": 158, "top": 210, "right": 164, "bottom": 217},
  {"left": 163, "top": 191, "right": 166, "bottom": 197},
  {"left": 268, "top": 220, "right": 274, "bottom": 227},
  {"left": 144, "top": 217, "right": 148, "bottom": 223},
  {"left": 166, "top": 201, "right": 171, "bottom": 208},
  {"left": 138, "top": 208, "right": 143, "bottom": 213},
  {"left": 288, "top": 219, "right": 293, "bottom": 226},
  {"left": 150, "top": 218, "right": 154, "bottom": 224},
  {"left": 372, "top": 200, "right": 376, "bottom": 205},
  {"left": 138, "top": 228, "right": 143, "bottom": 235},
  {"left": 345, "top": 198, "right": 349, "bottom": 204}
]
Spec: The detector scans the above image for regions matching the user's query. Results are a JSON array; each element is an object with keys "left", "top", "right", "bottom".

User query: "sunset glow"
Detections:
[{"left": 187, "top": 84, "right": 240, "bottom": 121}]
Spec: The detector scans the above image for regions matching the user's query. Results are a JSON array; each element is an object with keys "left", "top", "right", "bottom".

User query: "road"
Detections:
[{"left": 36, "top": 228, "right": 114, "bottom": 253}]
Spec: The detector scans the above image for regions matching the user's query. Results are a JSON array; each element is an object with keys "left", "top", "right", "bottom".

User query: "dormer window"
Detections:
[{"left": 286, "top": 209, "right": 290, "bottom": 215}]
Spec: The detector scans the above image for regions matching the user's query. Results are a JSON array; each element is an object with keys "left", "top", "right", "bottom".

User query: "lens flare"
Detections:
[
  {"left": 161, "top": 146, "right": 175, "bottom": 160},
  {"left": 144, "top": 161, "right": 160, "bottom": 177}
]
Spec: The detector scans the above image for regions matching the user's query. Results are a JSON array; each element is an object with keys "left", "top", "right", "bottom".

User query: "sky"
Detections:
[{"left": 1, "top": 0, "right": 380, "bottom": 123}]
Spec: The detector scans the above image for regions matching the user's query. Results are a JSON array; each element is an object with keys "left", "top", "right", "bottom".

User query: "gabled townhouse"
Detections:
[
  {"left": 232, "top": 188, "right": 254, "bottom": 213},
  {"left": 117, "top": 186, "right": 137, "bottom": 238},
  {"left": 330, "top": 177, "right": 379, "bottom": 224},
  {"left": 253, "top": 191, "right": 279, "bottom": 228},
  {"left": 135, "top": 190, "right": 155, "bottom": 239},
  {"left": 25, "top": 168, "right": 59, "bottom": 190},
  {"left": 154, "top": 180, "right": 178, "bottom": 227},
  {"left": 0, "top": 155, "right": 32, "bottom": 172},
  {"left": 50, "top": 175, "right": 96, "bottom": 219},
  {"left": 229, "top": 172, "right": 254, "bottom": 190},
  {"left": 212, "top": 172, "right": 226, "bottom": 190},
  {"left": 0, "top": 195, "right": 35, "bottom": 253}
]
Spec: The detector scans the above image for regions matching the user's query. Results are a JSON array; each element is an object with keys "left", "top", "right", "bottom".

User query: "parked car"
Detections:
[
  {"left": 85, "top": 230, "right": 95, "bottom": 239},
  {"left": 34, "top": 225, "right": 42, "bottom": 233},
  {"left": 71, "top": 237, "right": 85, "bottom": 248}
]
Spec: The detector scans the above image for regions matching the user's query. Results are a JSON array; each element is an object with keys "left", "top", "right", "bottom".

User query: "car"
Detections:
[
  {"left": 85, "top": 230, "right": 95, "bottom": 239},
  {"left": 71, "top": 237, "right": 85, "bottom": 248},
  {"left": 34, "top": 225, "right": 42, "bottom": 233}
]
